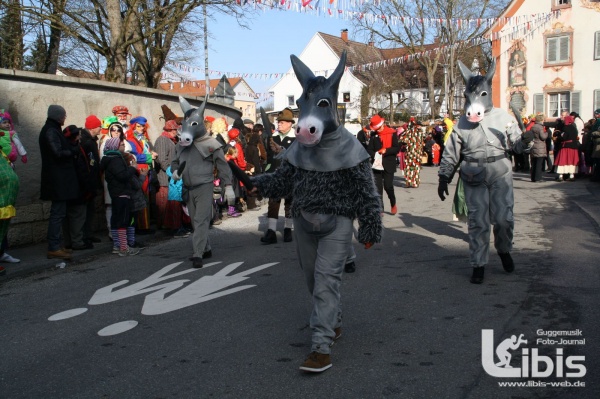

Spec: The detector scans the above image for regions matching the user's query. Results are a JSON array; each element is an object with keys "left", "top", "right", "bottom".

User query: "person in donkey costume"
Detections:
[
  {"left": 251, "top": 51, "right": 383, "bottom": 373},
  {"left": 438, "top": 60, "right": 525, "bottom": 284},
  {"left": 171, "top": 96, "right": 236, "bottom": 269}
]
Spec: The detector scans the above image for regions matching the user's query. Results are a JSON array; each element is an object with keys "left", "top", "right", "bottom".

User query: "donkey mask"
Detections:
[
  {"left": 291, "top": 51, "right": 347, "bottom": 147},
  {"left": 178, "top": 95, "right": 208, "bottom": 147},
  {"left": 458, "top": 60, "right": 496, "bottom": 124}
]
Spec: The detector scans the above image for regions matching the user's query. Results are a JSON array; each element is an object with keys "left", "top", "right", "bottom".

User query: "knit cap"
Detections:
[
  {"left": 47, "top": 105, "right": 66, "bottom": 121},
  {"left": 85, "top": 115, "right": 102, "bottom": 129},
  {"left": 104, "top": 137, "right": 121, "bottom": 152}
]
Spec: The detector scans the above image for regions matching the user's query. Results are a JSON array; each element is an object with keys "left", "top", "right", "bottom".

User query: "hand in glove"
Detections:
[
  {"left": 224, "top": 185, "right": 236, "bottom": 202},
  {"left": 438, "top": 176, "right": 450, "bottom": 201},
  {"left": 172, "top": 161, "right": 186, "bottom": 180}
]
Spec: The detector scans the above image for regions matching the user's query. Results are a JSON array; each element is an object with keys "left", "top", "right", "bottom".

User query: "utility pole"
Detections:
[{"left": 203, "top": 3, "right": 210, "bottom": 98}]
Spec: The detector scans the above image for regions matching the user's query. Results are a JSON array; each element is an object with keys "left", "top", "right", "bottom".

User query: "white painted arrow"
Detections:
[
  {"left": 141, "top": 262, "right": 279, "bottom": 315},
  {"left": 88, "top": 262, "right": 221, "bottom": 305}
]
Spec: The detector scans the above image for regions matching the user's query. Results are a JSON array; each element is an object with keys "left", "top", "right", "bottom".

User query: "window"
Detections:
[
  {"left": 397, "top": 92, "right": 405, "bottom": 102},
  {"left": 545, "top": 34, "right": 572, "bottom": 65},
  {"left": 422, "top": 91, "right": 430, "bottom": 102},
  {"left": 533, "top": 93, "right": 544, "bottom": 115},
  {"left": 595, "top": 89, "right": 600, "bottom": 111},
  {"left": 548, "top": 92, "right": 570, "bottom": 117},
  {"left": 343, "top": 92, "right": 350, "bottom": 102},
  {"left": 552, "top": 0, "right": 571, "bottom": 10},
  {"left": 287, "top": 95, "right": 294, "bottom": 106},
  {"left": 595, "top": 31, "right": 600, "bottom": 60}
]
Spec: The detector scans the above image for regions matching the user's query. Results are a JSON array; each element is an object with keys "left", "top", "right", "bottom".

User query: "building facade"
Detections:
[{"left": 491, "top": 0, "right": 600, "bottom": 119}]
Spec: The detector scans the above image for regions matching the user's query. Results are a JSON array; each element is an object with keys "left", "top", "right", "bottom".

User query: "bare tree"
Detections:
[
  {"left": 17, "top": 0, "right": 246, "bottom": 87},
  {"left": 355, "top": 0, "right": 508, "bottom": 118}
]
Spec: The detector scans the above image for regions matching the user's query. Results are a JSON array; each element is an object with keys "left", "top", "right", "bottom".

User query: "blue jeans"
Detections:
[{"left": 47, "top": 201, "right": 67, "bottom": 251}]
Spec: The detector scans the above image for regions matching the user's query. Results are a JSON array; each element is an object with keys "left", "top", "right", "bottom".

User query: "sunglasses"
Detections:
[{"left": 110, "top": 128, "right": 120, "bottom": 132}]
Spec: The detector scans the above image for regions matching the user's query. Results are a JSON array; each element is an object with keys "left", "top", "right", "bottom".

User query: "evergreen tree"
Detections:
[{"left": 0, "top": 0, "right": 24, "bottom": 69}]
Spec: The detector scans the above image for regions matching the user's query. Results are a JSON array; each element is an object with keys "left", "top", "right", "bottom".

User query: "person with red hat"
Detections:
[
  {"left": 79, "top": 115, "right": 103, "bottom": 245},
  {"left": 367, "top": 114, "right": 400, "bottom": 215},
  {"left": 112, "top": 105, "right": 131, "bottom": 128}
]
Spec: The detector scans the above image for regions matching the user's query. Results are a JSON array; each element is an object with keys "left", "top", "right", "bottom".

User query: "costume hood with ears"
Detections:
[
  {"left": 178, "top": 95, "right": 208, "bottom": 147},
  {"left": 291, "top": 51, "right": 346, "bottom": 146},
  {"left": 282, "top": 50, "right": 369, "bottom": 172},
  {"left": 458, "top": 59, "right": 496, "bottom": 124}
]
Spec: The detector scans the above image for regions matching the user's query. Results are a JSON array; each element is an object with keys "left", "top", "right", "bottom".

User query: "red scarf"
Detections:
[{"left": 378, "top": 126, "right": 395, "bottom": 149}]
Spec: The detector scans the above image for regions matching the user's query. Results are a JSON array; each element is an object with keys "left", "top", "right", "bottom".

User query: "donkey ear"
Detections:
[
  {"left": 196, "top": 95, "right": 208, "bottom": 117},
  {"left": 326, "top": 50, "right": 347, "bottom": 91},
  {"left": 179, "top": 96, "right": 192, "bottom": 114},
  {"left": 260, "top": 107, "right": 273, "bottom": 137},
  {"left": 291, "top": 54, "right": 315, "bottom": 89},
  {"left": 457, "top": 61, "right": 472, "bottom": 84},
  {"left": 485, "top": 59, "right": 496, "bottom": 82}
]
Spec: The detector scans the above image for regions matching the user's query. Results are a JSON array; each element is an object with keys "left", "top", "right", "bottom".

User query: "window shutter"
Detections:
[
  {"left": 559, "top": 36, "right": 570, "bottom": 62},
  {"left": 570, "top": 91, "right": 580, "bottom": 114},
  {"left": 533, "top": 93, "right": 544, "bottom": 114},
  {"left": 547, "top": 37, "right": 557, "bottom": 63},
  {"left": 595, "top": 31, "right": 600, "bottom": 60}
]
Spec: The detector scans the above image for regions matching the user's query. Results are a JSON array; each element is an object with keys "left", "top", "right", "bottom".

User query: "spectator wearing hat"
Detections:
[
  {"left": 79, "top": 115, "right": 103, "bottom": 244},
  {"left": 232, "top": 117, "right": 248, "bottom": 151},
  {"left": 126, "top": 116, "right": 158, "bottom": 233},
  {"left": 0, "top": 109, "right": 27, "bottom": 167},
  {"left": 112, "top": 105, "right": 131, "bottom": 128},
  {"left": 243, "top": 119, "right": 255, "bottom": 131},
  {"left": 261, "top": 107, "right": 296, "bottom": 244},
  {"left": 100, "top": 137, "right": 141, "bottom": 256},
  {"left": 154, "top": 119, "right": 186, "bottom": 235},
  {"left": 367, "top": 114, "right": 400, "bottom": 214},
  {"left": 39, "top": 105, "right": 79, "bottom": 259}
]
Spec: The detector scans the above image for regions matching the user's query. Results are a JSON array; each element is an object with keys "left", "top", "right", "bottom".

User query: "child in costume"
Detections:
[{"left": 0, "top": 110, "right": 27, "bottom": 166}]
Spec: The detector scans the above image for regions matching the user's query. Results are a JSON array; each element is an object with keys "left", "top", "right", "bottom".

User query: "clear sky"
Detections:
[{"left": 197, "top": 8, "right": 357, "bottom": 104}]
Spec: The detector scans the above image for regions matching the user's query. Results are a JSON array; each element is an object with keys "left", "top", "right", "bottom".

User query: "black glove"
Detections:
[{"left": 438, "top": 176, "right": 450, "bottom": 201}]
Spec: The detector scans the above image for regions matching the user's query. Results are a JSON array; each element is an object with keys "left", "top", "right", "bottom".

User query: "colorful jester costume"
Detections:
[{"left": 0, "top": 153, "right": 19, "bottom": 242}]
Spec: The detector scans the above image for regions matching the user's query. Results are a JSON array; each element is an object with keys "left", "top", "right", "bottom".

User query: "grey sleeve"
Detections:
[
  {"left": 438, "top": 130, "right": 463, "bottom": 180},
  {"left": 213, "top": 149, "right": 233, "bottom": 186}
]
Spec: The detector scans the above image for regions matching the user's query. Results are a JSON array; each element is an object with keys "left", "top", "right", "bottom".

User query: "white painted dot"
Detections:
[
  {"left": 98, "top": 320, "right": 139, "bottom": 336},
  {"left": 48, "top": 308, "right": 88, "bottom": 321}
]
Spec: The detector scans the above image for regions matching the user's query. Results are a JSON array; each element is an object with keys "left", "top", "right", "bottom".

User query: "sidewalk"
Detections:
[
  {"left": 1, "top": 167, "right": 599, "bottom": 282},
  {"left": 0, "top": 229, "right": 173, "bottom": 281}
]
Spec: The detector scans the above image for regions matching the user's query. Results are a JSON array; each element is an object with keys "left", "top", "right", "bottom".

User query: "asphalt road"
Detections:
[{"left": 1, "top": 166, "right": 598, "bottom": 398}]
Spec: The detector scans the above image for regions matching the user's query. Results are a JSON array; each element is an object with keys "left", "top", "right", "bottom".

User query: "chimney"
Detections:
[{"left": 341, "top": 29, "right": 348, "bottom": 43}]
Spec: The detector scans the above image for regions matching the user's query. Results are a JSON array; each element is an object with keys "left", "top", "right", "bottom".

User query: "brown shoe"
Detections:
[
  {"left": 299, "top": 352, "right": 332, "bottom": 373},
  {"left": 330, "top": 327, "right": 342, "bottom": 347},
  {"left": 47, "top": 249, "right": 72, "bottom": 260},
  {"left": 61, "top": 247, "right": 73, "bottom": 254}
]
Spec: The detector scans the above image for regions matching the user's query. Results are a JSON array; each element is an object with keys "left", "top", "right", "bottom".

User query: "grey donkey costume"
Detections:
[
  {"left": 171, "top": 96, "right": 234, "bottom": 268},
  {"left": 438, "top": 60, "right": 524, "bottom": 284},
  {"left": 252, "top": 51, "right": 382, "bottom": 372}
]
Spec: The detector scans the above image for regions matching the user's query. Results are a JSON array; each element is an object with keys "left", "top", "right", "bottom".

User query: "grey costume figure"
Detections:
[
  {"left": 252, "top": 51, "right": 382, "bottom": 373},
  {"left": 438, "top": 60, "right": 524, "bottom": 284},
  {"left": 171, "top": 96, "right": 234, "bottom": 269}
]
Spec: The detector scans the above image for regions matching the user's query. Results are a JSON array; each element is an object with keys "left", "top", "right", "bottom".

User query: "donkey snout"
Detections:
[{"left": 296, "top": 116, "right": 323, "bottom": 147}]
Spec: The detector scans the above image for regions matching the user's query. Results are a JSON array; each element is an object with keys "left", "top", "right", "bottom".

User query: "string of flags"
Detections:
[{"left": 163, "top": 8, "right": 558, "bottom": 88}]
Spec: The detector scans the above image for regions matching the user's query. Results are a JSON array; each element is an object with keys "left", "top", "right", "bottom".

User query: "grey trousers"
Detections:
[
  {"left": 295, "top": 214, "right": 353, "bottom": 355},
  {"left": 463, "top": 158, "right": 514, "bottom": 267},
  {"left": 186, "top": 183, "right": 213, "bottom": 258}
]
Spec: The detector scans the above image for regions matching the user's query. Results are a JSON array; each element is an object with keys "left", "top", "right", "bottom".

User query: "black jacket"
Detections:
[
  {"left": 38, "top": 118, "right": 80, "bottom": 201},
  {"left": 100, "top": 152, "right": 138, "bottom": 198},
  {"left": 79, "top": 129, "right": 102, "bottom": 194},
  {"left": 367, "top": 128, "right": 400, "bottom": 173}
]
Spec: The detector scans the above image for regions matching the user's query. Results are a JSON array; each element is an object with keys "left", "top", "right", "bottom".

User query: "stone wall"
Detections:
[{"left": 0, "top": 68, "right": 241, "bottom": 247}]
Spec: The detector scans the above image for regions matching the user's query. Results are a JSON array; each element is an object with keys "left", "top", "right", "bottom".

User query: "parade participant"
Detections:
[
  {"left": 260, "top": 107, "right": 296, "bottom": 244},
  {"left": 438, "top": 60, "right": 524, "bottom": 284},
  {"left": 0, "top": 147, "right": 19, "bottom": 274},
  {"left": 112, "top": 105, "right": 131, "bottom": 129},
  {"left": 403, "top": 117, "right": 425, "bottom": 188},
  {"left": 251, "top": 52, "right": 382, "bottom": 373},
  {"left": 126, "top": 116, "right": 157, "bottom": 232},
  {"left": 367, "top": 114, "right": 400, "bottom": 212},
  {"left": 0, "top": 109, "right": 27, "bottom": 166},
  {"left": 171, "top": 96, "right": 235, "bottom": 269}
]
